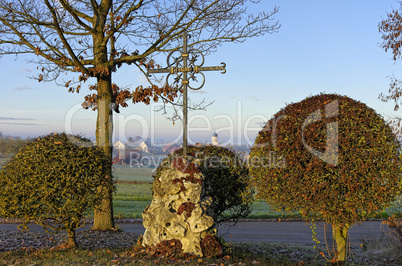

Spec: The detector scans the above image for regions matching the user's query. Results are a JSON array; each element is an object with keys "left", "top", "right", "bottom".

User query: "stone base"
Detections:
[{"left": 142, "top": 163, "right": 215, "bottom": 256}]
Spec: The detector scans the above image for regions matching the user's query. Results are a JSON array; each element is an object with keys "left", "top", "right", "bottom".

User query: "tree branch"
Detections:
[
  {"left": 103, "top": 0, "right": 144, "bottom": 47},
  {"left": 43, "top": 0, "right": 90, "bottom": 76},
  {"left": 58, "top": 0, "right": 94, "bottom": 32}
]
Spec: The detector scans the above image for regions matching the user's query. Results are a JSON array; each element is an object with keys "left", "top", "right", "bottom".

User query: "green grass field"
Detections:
[
  {"left": 1, "top": 160, "right": 400, "bottom": 219},
  {"left": 113, "top": 165, "right": 154, "bottom": 182},
  {"left": 112, "top": 166, "right": 153, "bottom": 218},
  {"left": 111, "top": 165, "right": 402, "bottom": 219},
  {"left": 111, "top": 165, "right": 303, "bottom": 219}
]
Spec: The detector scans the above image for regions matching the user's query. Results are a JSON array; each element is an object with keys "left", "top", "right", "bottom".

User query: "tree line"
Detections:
[{"left": 0, "top": 133, "right": 31, "bottom": 158}]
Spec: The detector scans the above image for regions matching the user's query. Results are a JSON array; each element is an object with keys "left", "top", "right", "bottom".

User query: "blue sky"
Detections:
[{"left": 1, "top": 0, "right": 402, "bottom": 146}]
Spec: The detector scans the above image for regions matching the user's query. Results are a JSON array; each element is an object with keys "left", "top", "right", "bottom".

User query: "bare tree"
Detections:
[
  {"left": 379, "top": 2, "right": 402, "bottom": 137},
  {"left": 0, "top": 0, "right": 280, "bottom": 229}
]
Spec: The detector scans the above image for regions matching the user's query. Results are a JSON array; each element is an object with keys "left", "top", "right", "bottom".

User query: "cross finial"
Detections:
[{"left": 147, "top": 31, "right": 226, "bottom": 155}]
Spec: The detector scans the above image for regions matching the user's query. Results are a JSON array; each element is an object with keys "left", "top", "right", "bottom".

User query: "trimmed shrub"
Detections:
[
  {"left": 155, "top": 145, "right": 253, "bottom": 224},
  {"left": 250, "top": 93, "right": 402, "bottom": 262},
  {"left": 0, "top": 132, "right": 114, "bottom": 248}
]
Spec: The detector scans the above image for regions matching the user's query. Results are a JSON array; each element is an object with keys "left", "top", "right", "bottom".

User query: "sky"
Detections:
[{"left": 1, "top": 0, "right": 402, "bottom": 146}]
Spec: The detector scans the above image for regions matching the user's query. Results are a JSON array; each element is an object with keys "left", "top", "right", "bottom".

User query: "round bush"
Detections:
[
  {"left": 155, "top": 145, "right": 253, "bottom": 224},
  {"left": 250, "top": 93, "right": 402, "bottom": 261},
  {"left": 0, "top": 132, "right": 113, "bottom": 248}
]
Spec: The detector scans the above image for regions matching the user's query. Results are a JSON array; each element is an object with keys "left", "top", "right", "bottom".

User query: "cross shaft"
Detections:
[{"left": 147, "top": 31, "right": 226, "bottom": 155}]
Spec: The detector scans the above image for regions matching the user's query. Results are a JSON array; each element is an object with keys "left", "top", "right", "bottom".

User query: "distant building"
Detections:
[
  {"left": 112, "top": 141, "right": 142, "bottom": 165},
  {"left": 139, "top": 141, "right": 149, "bottom": 153},
  {"left": 212, "top": 132, "right": 218, "bottom": 146},
  {"left": 113, "top": 140, "right": 125, "bottom": 150}
]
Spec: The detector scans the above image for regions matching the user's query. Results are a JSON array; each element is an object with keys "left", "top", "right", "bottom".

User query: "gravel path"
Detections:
[
  {"left": 0, "top": 228, "right": 140, "bottom": 252},
  {"left": 0, "top": 218, "right": 142, "bottom": 251}
]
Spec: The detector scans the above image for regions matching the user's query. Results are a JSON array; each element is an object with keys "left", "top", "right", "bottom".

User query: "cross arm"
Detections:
[
  {"left": 197, "top": 63, "right": 226, "bottom": 74},
  {"left": 147, "top": 62, "right": 226, "bottom": 76}
]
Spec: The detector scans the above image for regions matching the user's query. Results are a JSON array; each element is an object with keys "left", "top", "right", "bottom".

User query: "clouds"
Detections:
[
  {"left": 0, "top": 122, "right": 37, "bottom": 126},
  {"left": 0, "top": 117, "right": 34, "bottom": 121},
  {"left": 13, "top": 86, "right": 31, "bottom": 91},
  {"left": 245, "top": 96, "right": 261, "bottom": 101},
  {"left": 0, "top": 117, "right": 38, "bottom": 126},
  {"left": 189, "top": 89, "right": 207, "bottom": 94},
  {"left": 227, "top": 95, "right": 261, "bottom": 101},
  {"left": 17, "top": 67, "right": 33, "bottom": 74},
  {"left": 13, "top": 68, "right": 32, "bottom": 91}
]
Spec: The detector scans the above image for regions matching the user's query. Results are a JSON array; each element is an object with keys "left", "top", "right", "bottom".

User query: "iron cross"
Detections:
[{"left": 147, "top": 31, "right": 226, "bottom": 156}]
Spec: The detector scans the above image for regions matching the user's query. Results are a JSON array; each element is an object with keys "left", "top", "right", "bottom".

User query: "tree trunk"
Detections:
[
  {"left": 66, "top": 228, "right": 78, "bottom": 248},
  {"left": 332, "top": 223, "right": 349, "bottom": 262},
  {"left": 93, "top": 75, "right": 115, "bottom": 230}
]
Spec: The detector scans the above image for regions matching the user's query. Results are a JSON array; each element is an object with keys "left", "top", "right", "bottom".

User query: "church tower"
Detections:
[{"left": 212, "top": 132, "right": 218, "bottom": 146}]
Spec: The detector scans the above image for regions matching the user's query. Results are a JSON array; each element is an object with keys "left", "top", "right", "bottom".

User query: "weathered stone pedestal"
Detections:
[{"left": 142, "top": 159, "right": 215, "bottom": 256}]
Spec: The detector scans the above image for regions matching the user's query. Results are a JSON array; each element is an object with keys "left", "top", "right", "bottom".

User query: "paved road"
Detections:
[
  {"left": 0, "top": 221, "right": 392, "bottom": 244},
  {"left": 216, "top": 221, "right": 391, "bottom": 244}
]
